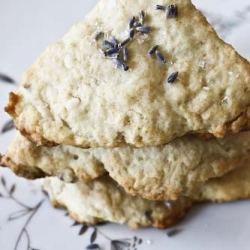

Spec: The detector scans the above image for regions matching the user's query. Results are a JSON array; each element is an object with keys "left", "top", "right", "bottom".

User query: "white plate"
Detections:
[{"left": 1, "top": 1, "right": 250, "bottom": 249}]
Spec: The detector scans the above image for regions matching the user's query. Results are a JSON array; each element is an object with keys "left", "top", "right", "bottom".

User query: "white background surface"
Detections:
[{"left": 1, "top": 1, "right": 250, "bottom": 250}]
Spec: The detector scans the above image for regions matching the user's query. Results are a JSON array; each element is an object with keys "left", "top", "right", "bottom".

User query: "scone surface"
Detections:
[{"left": 6, "top": 0, "right": 250, "bottom": 147}]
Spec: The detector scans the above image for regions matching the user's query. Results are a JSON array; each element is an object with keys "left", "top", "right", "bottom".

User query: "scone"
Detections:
[
  {"left": 43, "top": 175, "right": 192, "bottom": 229},
  {"left": 2, "top": 132, "right": 250, "bottom": 200},
  {"left": 194, "top": 165, "right": 250, "bottom": 202},
  {"left": 5, "top": 0, "right": 250, "bottom": 148},
  {"left": 42, "top": 165, "right": 250, "bottom": 228}
]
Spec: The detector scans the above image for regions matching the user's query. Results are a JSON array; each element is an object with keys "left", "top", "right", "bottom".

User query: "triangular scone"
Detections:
[
  {"left": 194, "top": 165, "right": 250, "bottom": 202},
  {"left": 5, "top": 0, "right": 250, "bottom": 148},
  {"left": 3, "top": 132, "right": 250, "bottom": 200},
  {"left": 43, "top": 175, "right": 192, "bottom": 229}
]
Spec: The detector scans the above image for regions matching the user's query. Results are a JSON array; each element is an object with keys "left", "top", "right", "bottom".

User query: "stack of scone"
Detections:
[{"left": 1, "top": 0, "right": 250, "bottom": 229}]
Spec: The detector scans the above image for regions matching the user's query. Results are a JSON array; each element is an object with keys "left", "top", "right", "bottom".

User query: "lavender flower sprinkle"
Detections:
[
  {"left": 110, "top": 37, "right": 119, "bottom": 47},
  {"left": 147, "top": 45, "right": 158, "bottom": 55},
  {"left": 123, "top": 47, "right": 128, "bottom": 61},
  {"left": 155, "top": 50, "right": 166, "bottom": 63},
  {"left": 119, "top": 37, "right": 131, "bottom": 47},
  {"left": 104, "top": 47, "right": 120, "bottom": 56},
  {"left": 129, "top": 16, "right": 136, "bottom": 29},
  {"left": 113, "top": 59, "right": 129, "bottom": 71},
  {"left": 156, "top": 5, "right": 166, "bottom": 10},
  {"left": 94, "top": 32, "right": 104, "bottom": 41},
  {"left": 139, "top": 10, "right": 146, "bottom": 25},
  {"left": 129, "top": 29, "right": 135, "bottom": 39},
  {"left": 136, "top": 26, "right": 151, "bottom": 33},
  {"left": 102, "top": 40, "right": 114, "bottom": 49},
  {"left": 133, "top": 21, "right": 142, "bottom": 27},
  {"left": 106, "top": 53, "right": 120, "bottom": 59},
  {"left": 166, "top": 4, "right": 178, "bottom": 18},
  {"left": 168, "top": 71, "right": 179, "bottom": 83}
]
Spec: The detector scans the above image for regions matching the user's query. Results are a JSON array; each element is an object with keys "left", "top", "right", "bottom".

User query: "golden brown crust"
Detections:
[
  {"left": 5, "top": 93, "right": 58, "bottom": 147},
  {"left": 4, "top": 92, "right": 19, "bottom": 118},
  {"left": 1, "top": 155, "right": 46, "bottom": 180},
  {"left": 18, "top": 127, "right": 58, "bottom": 147}
]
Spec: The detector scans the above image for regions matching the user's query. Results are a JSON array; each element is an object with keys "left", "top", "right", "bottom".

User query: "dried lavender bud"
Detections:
[
  {"left": 168, "top": 71, "right": 179, "bottom": 83},
  {"left": 102, "top": 40, "right": 114, "bottom": 49},
  {"left": 123, "top": 64, "right": 129, "bottom": 71},
  {"left": 104, "top": 47, "right": 120, "bottom": 56},
  {"left": 155, "top": 50, "right": 166, "bottom": 63},
  {"left": 136, "top": 26, "right": 151, "bottom": 33},
  {"left": 129, "top": 16, "right": 135, "bottom": 29},
  {"left": 113, "top": 59, "right": 129, "bottom": 71},
  {"left": 94, "top": 32, "right": 104, "bottom": 41},
  {"left": 156, "top": 4, "right": 166, "bottom": 10},
  {"left": 139, "top": 10, "right": 146, "bottom": 25},
  {"left": 113, "top": 59, "right": 123, "bottom": 67},
  {"left": 119, "top": 37, "right": 131, "bottom": 47},
  {"left": 129, "top": 29, "right": 135, "bottom": 39},
  {"left": 172, "top": 5, "right": 178, "bottom": 18},
  {"left": 106, "top": 53, "right": 120, "bottom": 59},
  {"left": 166, "top": 4, "right": 178, "bottom": 18},
  {"left": 133, "top": 21, "right": 142, "bottom": 27},
  {"left": 110, "top": 37, "right": 119, "bottom": 47},
  {"left": 123, "top": 47, "right": 128, "bottom": 61},
  {"left": 147, "top": 45, "right": 158, "bottom": 55},
  {"left": 165, "top": 5, "right": 172, "bottom": 17}
]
